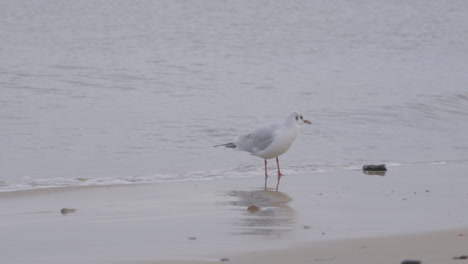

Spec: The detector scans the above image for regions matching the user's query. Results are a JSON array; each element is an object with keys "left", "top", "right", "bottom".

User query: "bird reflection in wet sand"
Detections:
[{"left": 225, "top": 189, "right": 295, "bottom": 238}]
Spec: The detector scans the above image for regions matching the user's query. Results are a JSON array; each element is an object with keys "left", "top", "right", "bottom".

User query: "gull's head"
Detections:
[{"left": 289, "top": 112, "right": 312, "bottom": 125}]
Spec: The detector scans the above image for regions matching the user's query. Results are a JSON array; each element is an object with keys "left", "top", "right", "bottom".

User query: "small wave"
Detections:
[
  {"left": 407, "top": 92, "right": 468, "bottom": 121},
  {"left": 0, "top": 170, "right": 257, "bottom": 193}
]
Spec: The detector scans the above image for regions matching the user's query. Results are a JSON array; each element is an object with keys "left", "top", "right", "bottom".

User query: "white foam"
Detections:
[{"left": 0, "top": 160, "right": 460, "bottom": 193}]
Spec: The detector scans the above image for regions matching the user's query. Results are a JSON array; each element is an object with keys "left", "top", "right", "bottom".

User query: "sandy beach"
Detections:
[
  {"left": 166, "top": 229, "right": 468, "bottom": 264},
  {"left": 1, "top": 163, "right": 468, "bottom": 264}
]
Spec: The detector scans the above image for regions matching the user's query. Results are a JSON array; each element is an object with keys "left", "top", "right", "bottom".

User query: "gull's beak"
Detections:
[{"left": 304, "top": 119, "right": 312, "bottom": 124}]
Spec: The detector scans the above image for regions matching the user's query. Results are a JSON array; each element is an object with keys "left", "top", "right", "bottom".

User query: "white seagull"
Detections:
[{"left": 215, "top": 112, "right": 312, "bottom": 191}]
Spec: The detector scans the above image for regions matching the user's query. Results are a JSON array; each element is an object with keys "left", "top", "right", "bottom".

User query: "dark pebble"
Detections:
[
  {"left": 220, "top": 258, "right": 230, "bottom": 262},
  {"left": 362, "top": 164, "right": 387, "bottom": 171},
  {"left": 401, "top": 260, "right": 421, "bottom": 264},
  {"left": 247, "top": 205, "right": 260, "bottom": 213},
  {"left": 60, "top": 208, "right": 77, "bottom": 215},
  {"left": 454, "top": 255, "right": 468, "bottom": 260}
]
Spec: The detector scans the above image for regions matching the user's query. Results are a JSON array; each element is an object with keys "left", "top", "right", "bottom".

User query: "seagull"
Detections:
[{"left": 215, "top": 112, "right": 312, "bottom": 191}]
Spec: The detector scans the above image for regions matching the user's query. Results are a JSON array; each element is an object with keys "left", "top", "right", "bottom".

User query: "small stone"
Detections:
[
  {"left": 303, "top": 225, "right": 312, "bottom": 230},
  {"left": 247, "top": 205, "right": 260, "bottom": 213},
  {"left": 362, "top": 164, "right": 387, "bottom": 171},
  {"left": 60, "top": 208, "right": 77, "bottom": 215},
  {"left": 401, "top": 260, "right": 421, "bottom": 264},
  {"left": 454, "top": 255, "right": 468, "bottom": 260},
  {"left": 188, "top": 237, "right": 197, "bottom": 240},
  {"left": 220, "top": 258, "right": 230, "bottom": 262}
]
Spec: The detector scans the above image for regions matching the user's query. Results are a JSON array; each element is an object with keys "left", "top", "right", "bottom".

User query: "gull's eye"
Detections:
[
  {"left": 295, "top": 116, "right": 298, "bottom": 120},
  {"left": 300, "top": 116, "right": 303, "bottom": 120}
]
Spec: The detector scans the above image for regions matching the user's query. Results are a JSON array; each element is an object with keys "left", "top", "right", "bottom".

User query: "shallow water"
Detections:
[{"left": 1, "top": 0, "right": 468, "bottom": 191}]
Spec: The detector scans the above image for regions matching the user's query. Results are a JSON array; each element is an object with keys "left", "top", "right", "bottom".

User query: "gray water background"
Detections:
[{"left": 1, "top": 0, "right": 468, "bottom": 190}]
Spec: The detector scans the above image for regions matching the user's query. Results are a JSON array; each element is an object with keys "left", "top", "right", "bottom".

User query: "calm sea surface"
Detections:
[{"left": 1, "top": 0, "right": 468, "bottom": 191}]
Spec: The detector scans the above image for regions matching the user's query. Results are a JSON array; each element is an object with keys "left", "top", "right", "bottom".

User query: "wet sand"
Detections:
[
  {"left": 1, "top": 163, "right": 468, "bottom": 263},
  {"left": 149, "top": 229, "right": 468, "bottom": 264}
]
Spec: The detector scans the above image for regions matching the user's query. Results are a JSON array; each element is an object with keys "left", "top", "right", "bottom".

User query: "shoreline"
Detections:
[
  {"left": 1, "top": 160, "right": 464, "bottom": 194},
  {"left": 1, "top": 163, "right": 468, "bottom": 263}
]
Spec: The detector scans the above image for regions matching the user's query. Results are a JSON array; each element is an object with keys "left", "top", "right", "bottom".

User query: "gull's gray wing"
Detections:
[{"left": 234, "top": 124, "right": 278, "bottom": 154}]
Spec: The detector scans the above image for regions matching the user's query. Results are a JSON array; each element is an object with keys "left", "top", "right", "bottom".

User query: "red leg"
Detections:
[
  {"left": 276, "top": 157, "right": 283, "bottom": 192},
  {"left": 276, "top": 156, "right": 284, "bottom": 177},
  {"left": 264, "top": 159, "right": 268, "bottom": 190}
]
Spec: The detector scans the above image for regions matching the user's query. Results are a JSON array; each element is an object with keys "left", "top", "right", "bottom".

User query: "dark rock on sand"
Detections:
[
  {"left": 453, "top": 255, "right": 468, "bottom": 260},
  {"left": 401, "top": 260, "right": 421, "bottom": 264},
  {"left": 60, "top": 208, "right": 77, "bottom": 215},
  {"left": 363, "top": 164, "right": 387, "bottom": 171},
  {"left": 220, "top": 258, "right": 230, "bottom": 262}
]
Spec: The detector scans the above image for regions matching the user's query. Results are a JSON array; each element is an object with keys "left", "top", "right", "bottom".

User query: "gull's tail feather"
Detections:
[{"left": 213, "top": 143, "right": 236, "bottom": 148}]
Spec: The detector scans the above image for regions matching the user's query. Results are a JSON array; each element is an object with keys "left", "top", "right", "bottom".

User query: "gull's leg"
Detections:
[
  {"left": 264, "top": 159, "right": 268, "bottom": 190},
  {"left": 275, "top": 156, "right": 283, "bottom": 191},
  {"left": 276, "top": 156, "right": 284, "bottom": 177}
]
